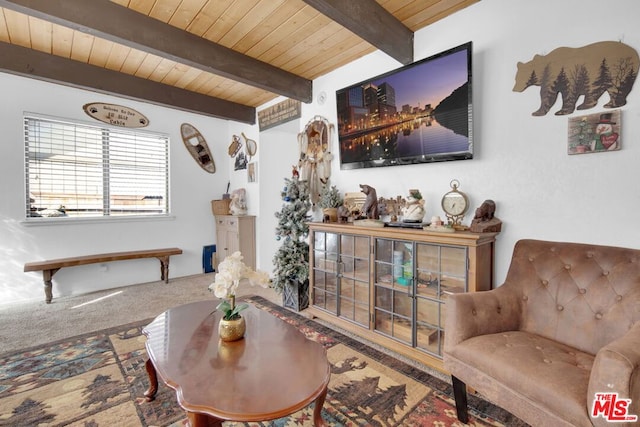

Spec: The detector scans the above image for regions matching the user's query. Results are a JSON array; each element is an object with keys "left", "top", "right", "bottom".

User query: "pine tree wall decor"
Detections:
[{"left": 513, "top": 41, "right": 638, "bottom": 116}]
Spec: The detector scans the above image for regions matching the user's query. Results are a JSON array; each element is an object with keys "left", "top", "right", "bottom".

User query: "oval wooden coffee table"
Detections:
[{"left": 143, "top": 300, "right": 330, "bottom": 427}]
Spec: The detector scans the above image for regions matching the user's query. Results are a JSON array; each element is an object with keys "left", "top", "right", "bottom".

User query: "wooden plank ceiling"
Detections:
[{"left": 0, "top": 0, "right": 478, "bottom": 124}]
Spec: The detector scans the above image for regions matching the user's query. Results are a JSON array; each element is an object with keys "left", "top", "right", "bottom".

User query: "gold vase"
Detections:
[{"left": 218, "top": 316, "right": 246, "bottom": 342}]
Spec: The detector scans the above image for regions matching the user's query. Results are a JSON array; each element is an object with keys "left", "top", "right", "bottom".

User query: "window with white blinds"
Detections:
[{"left": 25, "top": 115, "right": 169, "bottom": 220}]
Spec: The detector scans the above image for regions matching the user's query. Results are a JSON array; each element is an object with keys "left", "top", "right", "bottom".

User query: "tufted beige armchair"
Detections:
[{"left": 444, "top": 239, "right": 640, "bottom": 426}]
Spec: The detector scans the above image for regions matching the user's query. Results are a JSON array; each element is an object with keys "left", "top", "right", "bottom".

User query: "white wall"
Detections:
[
  {"left": 3, "top": 0, "right": 640, "bottom": 304},
  {"left": 0, "top": 74, "right": 233, "bottom": 304},
  {"left": 257, "top": 120, "right": 302, "bottom": 273},
  {"left": 299, "top": 0, "right": 640, "bottom": 286}
]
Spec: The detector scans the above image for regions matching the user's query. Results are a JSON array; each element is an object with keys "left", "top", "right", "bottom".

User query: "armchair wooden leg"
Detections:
[{"left": 451, "top": 375, "right": 469, "bottom": 424}]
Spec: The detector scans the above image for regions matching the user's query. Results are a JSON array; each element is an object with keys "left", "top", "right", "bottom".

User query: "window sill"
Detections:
[{"left": 21, "top": 214, "right": 176, "bottom": 227}]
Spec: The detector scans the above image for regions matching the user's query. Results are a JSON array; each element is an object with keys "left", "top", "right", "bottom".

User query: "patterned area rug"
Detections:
[{"left": 0, "top": 296, "right": 528, "bottom": 426}]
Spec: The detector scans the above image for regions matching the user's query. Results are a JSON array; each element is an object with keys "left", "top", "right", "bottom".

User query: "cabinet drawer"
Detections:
[{"left": 216, "top": 216, "right": 240, "bottom": 230}]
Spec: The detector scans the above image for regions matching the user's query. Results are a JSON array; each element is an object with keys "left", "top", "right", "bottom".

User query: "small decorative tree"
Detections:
[
  {"left": 317, "top": 183, "right": 343, "bottom": 222},
  {"left": 318, "top": 184, "right": 343, "bottom": 209},
  {"left": 273, "top": 171, "right": 312, "bottom": 310}
]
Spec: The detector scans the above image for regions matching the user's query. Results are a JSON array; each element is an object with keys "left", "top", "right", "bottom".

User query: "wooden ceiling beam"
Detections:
[
  {"left": 0, "top": 42, "right": 256, "bottom": 124},
  {"left": 302, "top": 0, "right": 414, "bottom": 65},
  {"left": 0, "top": 0, "right": 312, "bottom": 102}
]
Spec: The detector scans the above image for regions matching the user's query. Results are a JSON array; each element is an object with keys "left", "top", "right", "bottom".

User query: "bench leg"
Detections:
[
  {"left": 158, "top": 256, "right": 170, "bottom": 283},
  {"left": 451, "top": 375, "right": 469, "bottom": 424},
  {"left": 42, "top": 269, "right": 58, "bottom": 304}
]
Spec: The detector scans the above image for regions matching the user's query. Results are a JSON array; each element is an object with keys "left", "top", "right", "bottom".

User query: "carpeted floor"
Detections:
[{"left": 0, "top": 295, "right": 528, "bottom": 427}]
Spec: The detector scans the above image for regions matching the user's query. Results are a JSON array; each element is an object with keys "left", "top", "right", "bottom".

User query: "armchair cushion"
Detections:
[{"left": 447, "top": 330, "right": 593, "bottom": 425}]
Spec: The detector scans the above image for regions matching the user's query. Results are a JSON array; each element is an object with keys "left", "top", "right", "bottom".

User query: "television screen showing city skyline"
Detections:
[{"left": 336, "top": 42, "right": 473, "bottom": 170}]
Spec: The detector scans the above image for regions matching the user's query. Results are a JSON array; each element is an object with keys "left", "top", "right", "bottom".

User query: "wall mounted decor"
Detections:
[
  {"left": 298, "top": 115, "right": 335, "bottom": 205},
  {"left": 336, "top": 42, "right": 473, "bottom": 170},
  {"left": 242, "top": 132, "right": 257, "bottom": 161},
  {"left": 180, "top": 123, "right": 215, "bottom": 173},
  {"left": 234, "top": 152, "right": 247, "bottom": 171},
  {"left": 568, "top": 110, "right": 621, "bottom": 155},
  {"left": 228, "top": 135, "right": 242, "bottom": 157},
  {"left": 247, "top": 162, "right": 257, "bottom": 183},
  {"left": 83, "top": 102, "right": 149, "bottom": 128},
  {"left": 514, "top": 41, "right": 639, "bottom": 116},
  {"left": 257, "top": 99, "right": 301, "bottom": 131}
]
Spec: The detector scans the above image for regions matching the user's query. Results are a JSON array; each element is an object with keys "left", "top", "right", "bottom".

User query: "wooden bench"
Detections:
[{"left": 24, "top": 248, "right": 183, "bottom": 303}]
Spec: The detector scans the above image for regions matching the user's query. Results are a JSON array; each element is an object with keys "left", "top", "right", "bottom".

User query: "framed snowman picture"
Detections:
[{"left": 568, "top": 110, "right": 621, "bottom": 155}]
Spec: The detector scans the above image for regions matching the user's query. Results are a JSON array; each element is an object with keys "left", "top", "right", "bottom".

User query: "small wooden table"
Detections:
[{"left": 143, "top": 301, "right": 330, "bottom": 427}]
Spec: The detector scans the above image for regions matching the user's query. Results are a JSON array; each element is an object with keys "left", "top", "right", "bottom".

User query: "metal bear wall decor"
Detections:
[{"left": 513, "top": 41, "right": 639, "bottom": 116}]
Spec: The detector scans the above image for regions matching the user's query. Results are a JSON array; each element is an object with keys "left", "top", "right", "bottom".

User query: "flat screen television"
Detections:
[{"left": 336, "top": 42, "right": 472, "bottom": 170}]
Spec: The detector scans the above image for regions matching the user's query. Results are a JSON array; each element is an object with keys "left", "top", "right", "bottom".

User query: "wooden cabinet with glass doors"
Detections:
[{"left": 307, "top": 222, "right": 499, "bottom": 373}]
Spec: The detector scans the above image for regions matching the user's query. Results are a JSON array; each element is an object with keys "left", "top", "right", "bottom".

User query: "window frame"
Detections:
[{"left": 24, "top": 113, "right": 171, "bottom": 223}]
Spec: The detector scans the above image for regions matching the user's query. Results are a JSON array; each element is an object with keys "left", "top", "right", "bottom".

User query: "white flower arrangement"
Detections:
[{"left": 208, "top": 251, "right": 270, "bottom": 320}]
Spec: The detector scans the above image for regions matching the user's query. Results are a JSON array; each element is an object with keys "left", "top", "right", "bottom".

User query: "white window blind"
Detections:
[{"left": 25, "top": 115, "right": 169, "bottom": 219}]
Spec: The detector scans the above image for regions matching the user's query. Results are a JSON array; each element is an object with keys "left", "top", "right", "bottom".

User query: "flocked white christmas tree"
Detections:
[{"left": 272, "top": 171, "right": 311, "bottom": 298}]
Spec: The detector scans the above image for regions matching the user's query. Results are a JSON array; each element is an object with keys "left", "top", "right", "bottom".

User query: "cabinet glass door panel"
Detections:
[
  {"left": 314, "top": 290, "right": 337, "bottom": 313},
  {"left": 374, "top": 307, "right": 412, "bottom": 344},
  {"left": 416, "top": 295, "right": 443, "bottom": 355},
  {"left": 340, "top": 278, "right": 368, "bottom": 326},
  {"left": 323, "top": 291, "right": 338, "bottom": 314},
  {"left": 314, "top": 252, "right": 338, "bottom": 274},
  {"left": 314, "top": 231, "right": 326, "bottom": 250},
  {"left": 375, "top": 239, "right": 414, "bottom": 287},
  {"left": 375, "top": 310, "right": 393, "bottom": 336},
  {"left": 441, "top": 276, "right": 466, "bottom": 295},
  {"left": 374, "top": 285, "right": 413, "bottom": 318},
  {"left": 340, "top": 255, "right": 369, "bottom": 281},
  {"left": 414, "top": 242, "right": 467, "bottom": 357},
  {"left": 354, "top": 258, "right": 370, "bottom": 282},
  {"left": 312, "top": 231, "right": 339, "bottom": 315},
  {"left": 314, "top": 232, "right": 339, "bottom": 258},
  {"left": 339, "top": 292, "right": 368, "bottom": 326},
  {"left": 338, "top": 235, "right": 369, "bottom": 326},
  {"left": 415, "top": 270, "right": 439, "bottom": 298},
  {"left": 312, "top": 270, "right": 338, "bottom": 314},
  {"left": 374, "top": 238, "right": 414, "bottom": 346},
  {"left": 415, "top": 244, "right": 439, "bottom": 298},
  {"left": 313, "top": 231, "right": 338, "bottom": 273},
  {"left": 312, "top": 231, "right": 369, "bottom": 324},
  {"left": 440, "top": 246, "right": 467, "bottom": 294},
  {"left": 341, "top": 234, "right": 369, "bottom": 257},
  {"left": 416, "top": 298, "right": 444, "bottom": 329},
  {"left": 415, "top": 244, "right": 468, "bottom": 297},
  {"left": 441, "top": 246, "right": 467, "bottom": 276},
  {"left": 375, "top": 286, "right": 392, "bottom": 311},
  {"left": 375, "top": 260, "right": 393, "bottom": 286},
  {"left": 416, "top": 244, "right": 439, "bottom": 272},
  {"left": 354, "top": 280, "right": 369, "bottom": 305},
  {"left": 416, "top": 324, "right": 442, "bottom": 355},
  {"left": 340, "top": 235, "right": 369, "bottom": 283}
]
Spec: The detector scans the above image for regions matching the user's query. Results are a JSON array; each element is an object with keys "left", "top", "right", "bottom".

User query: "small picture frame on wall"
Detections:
[
  {"left": 568, "top": 110, "right": 621, "bottom": 155},
  {"left": 248, "top": 162, "right": 257, "bottom": 183}
]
